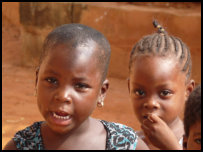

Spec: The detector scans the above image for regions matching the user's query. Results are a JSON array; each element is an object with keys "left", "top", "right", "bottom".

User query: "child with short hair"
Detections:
[
  {"left": 183, "top": 85, "right": 201, "bottom": 150},
  {"left": 128, "top": 20, "right": 195, "bottom": 150},
  {"left": 4, "top": 24, "right": 148, "bottom": 150}
]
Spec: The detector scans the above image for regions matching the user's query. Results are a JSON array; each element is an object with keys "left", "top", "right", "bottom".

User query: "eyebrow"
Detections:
[
  {"left": 193, "top": 132, "right": 201, "bottom": 137},
  {"left": 72, "top": 77, "right": 88, "bottom": 82},
  {"left": 133, "top": 82, "right": 173, "bottom": 88},
  {"left": 44, "top": 70, "right": 89, "bottom": 81},
  {"left": 44, "top": 69, "right": 61, "bottom": 77},
  {"left": 132, "top": 82, "right": 145, "bottom": 88}
]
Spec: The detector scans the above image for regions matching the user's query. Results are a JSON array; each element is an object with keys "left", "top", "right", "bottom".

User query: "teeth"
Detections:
[{"left": 53, "top": 112, "right": 70, "bottom": 120}]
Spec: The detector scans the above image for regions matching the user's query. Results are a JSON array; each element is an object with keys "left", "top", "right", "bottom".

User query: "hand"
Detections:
[{"left": 141, "top": 114, "right": 182, "bottom": 150}]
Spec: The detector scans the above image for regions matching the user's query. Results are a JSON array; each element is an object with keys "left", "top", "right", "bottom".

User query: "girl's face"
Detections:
[
  {"left": 36, "top": 42, "right": 108, "bottom": 134},
  {"left": 129, "top": 55, "right": 189, "bottom": 126}
]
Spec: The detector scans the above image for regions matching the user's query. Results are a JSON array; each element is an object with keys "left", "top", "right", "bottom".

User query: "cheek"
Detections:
[
  {"left": 165, "top": 91, "right": 185, "bottom": 111},
  {"left": 75, "top": 90, "right": 99, "bottom": 111},
  {"left": 74, "top": 96, "right": 98, "bottom": 122},
  {"left": 130, "top": 97, "right": 143, "bottom": 120},
  {"left": 187, "top": 135, "right": 199, "bottom": 150},
  {"left": 160, "top": 101, "right": 180, "bottom": 119},
  {"left": 37, "top": 85, "right": 51, "bottom": 112}
]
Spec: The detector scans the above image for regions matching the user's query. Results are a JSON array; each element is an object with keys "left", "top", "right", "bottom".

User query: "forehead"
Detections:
[
  {"left": 40, "top": 41, "right": 101, "bottom": 76},
  {"left": 130, "top": 55, "right": 186, "bottom": 84},
  {"left": 190, "top": 120, "right": 201, "bottom": 133}
]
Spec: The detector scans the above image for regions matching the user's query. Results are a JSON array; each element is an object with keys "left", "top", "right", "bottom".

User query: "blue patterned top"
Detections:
[{"left": 13, "top": 120, "right": 138, "bottom": 150}]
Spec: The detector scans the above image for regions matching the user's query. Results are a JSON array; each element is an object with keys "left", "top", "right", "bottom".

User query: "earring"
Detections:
[{"left": 97, "top": 97, "right": 104, "bottom": 107}]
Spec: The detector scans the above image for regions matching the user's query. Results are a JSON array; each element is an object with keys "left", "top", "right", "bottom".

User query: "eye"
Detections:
[
  {"left": 134, "top": 89, "right": 145, "bottom": 97},
  {"left": 75, "top": 83, "right": 90, "bottom": 90},
  {"left": 160, "top": 90, "right": 172, "bottom": 97},
  {"left": 45, "top": 77, "right": 58, "bottom": 85},
  {"left": 194, "top": 138, "right": 201, "bottom": 144}
]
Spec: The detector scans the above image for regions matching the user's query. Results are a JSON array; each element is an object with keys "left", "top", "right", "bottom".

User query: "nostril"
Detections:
[
  {"left": 143, "top": 103, "right": 148, "bottom": 109},
  {"left": 65, "top": 97, "right": 72, "bottom": 103},
  {"left": 54, "top": 94, "right": 72, "bottom": 103},
  {"left": 153, "top": 106, "right": 158, "bottom": 110},
  {"left": 143, "top": 102, "right": 159, "bottom": 110}
]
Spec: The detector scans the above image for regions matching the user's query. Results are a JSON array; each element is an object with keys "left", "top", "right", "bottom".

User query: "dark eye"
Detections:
[
  {"left": 194, "top": 138, "right": 201, "bottom": 144},
  {"left": 134, "top": 89, "right": 145, "bottom": 97},
  {"left": 46, "top": 77, "right": 58, "bottom": 85},
  {"left": 75, "top": 83, "right": 89, "bottom": 90},
  {"left": 160, "top": 90, "right": 172, "bottom": 97}
]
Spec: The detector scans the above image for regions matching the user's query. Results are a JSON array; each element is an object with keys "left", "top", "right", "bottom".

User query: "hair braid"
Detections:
[
  {"left": 170, "top": 36, "right": 179, "bottom": 55},
  {"left": 129, "top": 20, "right": 192, "bottom": 82}
]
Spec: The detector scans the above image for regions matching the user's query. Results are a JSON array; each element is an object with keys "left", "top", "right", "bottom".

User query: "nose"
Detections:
[
  {"left": 54, "top": 87, "right": 72, "bottom": 103},
  {"left": 143, "top": 98, "right": 160, "bottom": 110}
]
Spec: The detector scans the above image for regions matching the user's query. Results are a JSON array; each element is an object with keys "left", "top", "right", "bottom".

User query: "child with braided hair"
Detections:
[{"left": 128, "top": 20, "right": 195, "bottom": 150}]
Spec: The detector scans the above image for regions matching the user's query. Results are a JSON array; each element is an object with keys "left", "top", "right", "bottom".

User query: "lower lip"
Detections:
[{"left": 49, "top": 112, "right": 72, "bottom": 126}]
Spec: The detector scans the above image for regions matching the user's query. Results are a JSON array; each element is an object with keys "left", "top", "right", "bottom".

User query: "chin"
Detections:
[
  {"left": 52, "top": 126, "right": 72, "bottom": 135},
  {"left": 47, "top": 122, "right": 73, "bottom": 135}
]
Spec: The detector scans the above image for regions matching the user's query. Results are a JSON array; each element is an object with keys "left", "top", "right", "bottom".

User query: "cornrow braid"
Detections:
[{"left": 129, "top": 20, "right": 192, "bottom": 82}]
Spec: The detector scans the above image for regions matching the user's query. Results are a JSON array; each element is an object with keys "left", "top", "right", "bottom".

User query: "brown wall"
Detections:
[
  {"left": 2, "top": 2, "right": 20, "bottom": 26},
  {"left": 2, "top": 2, "right": 201, "bottom": 84}
]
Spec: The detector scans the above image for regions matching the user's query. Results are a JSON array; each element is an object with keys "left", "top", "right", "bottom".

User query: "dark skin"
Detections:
[
  {"left": 4, "top": 40, "right": 149, "bottom": 150},
  {"left": 128, "top": 55, "right": 195, "bottom": 150},
  {"left": 4, "top": 41, "right": 108, "bottom": 150},
  {"left": 183, "top": 120, "right": 201, "bottom": 150}
]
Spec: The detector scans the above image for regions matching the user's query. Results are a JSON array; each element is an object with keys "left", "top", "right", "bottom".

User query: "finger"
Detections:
[
  {"left": 148, "top": 113, "right": 163, "bottom": 123},
  {"left": 141, "top": 124, "right": 150, "bottom": 136},
  {"left": 143, "top": 118, "right": 154, "bottom": 127}
]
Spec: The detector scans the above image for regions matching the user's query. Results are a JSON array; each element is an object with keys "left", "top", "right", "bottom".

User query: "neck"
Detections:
[
  {"left": 168, "top": 117, "right": 184, "bottom": 140},
  {"left": 43, "top": 117, "right": 92, "bottom": 139}
]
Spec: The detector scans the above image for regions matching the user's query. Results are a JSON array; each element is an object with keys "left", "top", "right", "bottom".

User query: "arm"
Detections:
[
  {"left": 3, "top": 139, "right": 17, "bottom": 150},
  {"left": 141, "top": 114, "right": 182, "bottom": 150}
]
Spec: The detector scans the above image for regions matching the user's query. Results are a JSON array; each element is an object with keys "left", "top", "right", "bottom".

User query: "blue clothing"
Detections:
[{"left": 13, "top": 120, "right": 138, "bottom": 150}]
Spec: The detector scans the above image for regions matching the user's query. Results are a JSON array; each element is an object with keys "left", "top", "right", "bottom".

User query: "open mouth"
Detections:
[{"left": 52, "top": 111, "right": 71, "bottom": 120}]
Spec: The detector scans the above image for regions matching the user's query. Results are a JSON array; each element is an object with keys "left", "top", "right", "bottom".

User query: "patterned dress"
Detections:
[{"left": 13, "top": 120, "right": 138, "bottom": 150}]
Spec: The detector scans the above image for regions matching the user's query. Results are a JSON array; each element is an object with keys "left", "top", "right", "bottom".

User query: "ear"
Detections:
[
  {"left": 99, "top": 79, "right": 109, "bottom": 99},
  {"left": 183, "top": 134, "right": 188, "bottom": 150},
  {"left": 185, "top": 79, "right": 195, "bottom": 100},
  {"left": 127, "top": 78, "right": 130, "bottom": 93},
  {"left": 35, "top": 66, "right": 40, "bottom": 88}
]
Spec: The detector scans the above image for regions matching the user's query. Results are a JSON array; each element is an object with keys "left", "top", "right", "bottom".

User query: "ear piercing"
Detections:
[{"left": 97, "top": 97, "right": 104, "bottom": 107}]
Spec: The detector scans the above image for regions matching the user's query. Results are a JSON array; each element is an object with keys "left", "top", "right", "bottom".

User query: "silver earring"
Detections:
[{"left": 97, "top": 97, "right": 104, "bottom": 107}]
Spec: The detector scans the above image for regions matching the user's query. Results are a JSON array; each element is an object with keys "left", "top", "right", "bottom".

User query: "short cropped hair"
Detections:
[
  {"left": 184, "top": 85, "right": 201, "bottom": 137},
  {"left": 40, "top": 24, "right": 111, "bottom": 82}
]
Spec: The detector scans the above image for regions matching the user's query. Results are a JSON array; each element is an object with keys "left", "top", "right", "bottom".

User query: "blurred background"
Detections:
[{"left": 2, "top": 2, "right": 201, "bottom": 148}]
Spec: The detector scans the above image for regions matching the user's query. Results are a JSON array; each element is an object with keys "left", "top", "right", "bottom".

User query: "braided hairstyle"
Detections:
[{"left": 129, "top": 20, "right": 192, "bottom": 82}]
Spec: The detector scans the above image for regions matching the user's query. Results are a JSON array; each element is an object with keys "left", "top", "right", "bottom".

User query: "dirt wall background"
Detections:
[{"left": 2, "top": 2, "right": 201, "bottom": 149}]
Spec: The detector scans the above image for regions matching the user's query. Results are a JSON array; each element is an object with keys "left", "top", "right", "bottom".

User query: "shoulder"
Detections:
[
  {"left": 3, "top": 139, "right": 17, "bottom": 150},
  {"left": 13, "top": 121, "right": 44, "bottom": 150},
  {"left": 100, "top": 120, "right": 138, "bottom": 150},
  {"left": 136, "top": 137, "right": 149, "bottom": 150},
  {"left": 101, "top": 120, "right": 136, "bottom": 133}
]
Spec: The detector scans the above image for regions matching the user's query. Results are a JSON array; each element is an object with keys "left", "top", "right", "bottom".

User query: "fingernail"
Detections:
[{"left": 148, "top": 114, "right": 154, "bottom": 122}]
